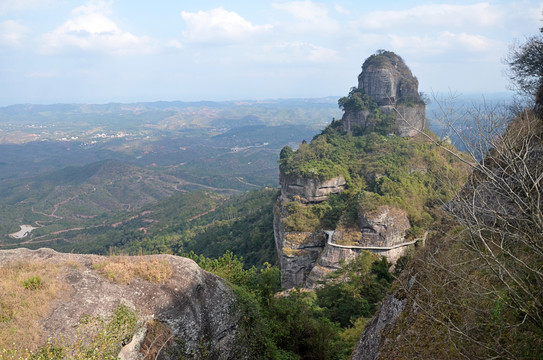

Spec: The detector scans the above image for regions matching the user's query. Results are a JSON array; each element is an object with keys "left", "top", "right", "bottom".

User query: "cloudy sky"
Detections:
[{"left": 0, "top": 0, "right": 541, "bottom": 105}]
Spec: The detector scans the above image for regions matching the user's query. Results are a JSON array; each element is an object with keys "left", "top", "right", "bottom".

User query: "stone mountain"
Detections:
[
  {"left": 274, "top": 51, "right": 466, "bottom": 290},
  {"left": 339, "top": 50, "right": 426, "bottom": 137}
]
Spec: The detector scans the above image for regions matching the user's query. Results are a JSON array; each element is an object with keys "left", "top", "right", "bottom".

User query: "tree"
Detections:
[{"left": 506, "top": 31, "right": 543, "bottom": 100}]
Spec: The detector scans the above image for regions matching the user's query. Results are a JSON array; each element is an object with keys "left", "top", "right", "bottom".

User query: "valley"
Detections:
[{"left": 0, "top": 99, "right": 339, "bottom": 250}]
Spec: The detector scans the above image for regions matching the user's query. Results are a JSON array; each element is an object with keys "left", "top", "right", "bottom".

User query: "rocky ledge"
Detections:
[{"left": 280, "top": 173, "right": 346, "bottom": 203}]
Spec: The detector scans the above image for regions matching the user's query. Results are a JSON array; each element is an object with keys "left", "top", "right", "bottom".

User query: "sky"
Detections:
[{"left": 0, "top": 0, "right": 541, "bottom": 105}]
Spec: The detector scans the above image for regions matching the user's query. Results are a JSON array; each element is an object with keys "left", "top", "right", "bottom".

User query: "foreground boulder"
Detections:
[{"left": 0, "top": 248, "right": 246, "bottom": 360}]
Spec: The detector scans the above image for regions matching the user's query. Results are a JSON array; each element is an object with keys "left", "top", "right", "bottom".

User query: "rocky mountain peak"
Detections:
[
  {"left": 340, "top": 50, "right": 426, "bottom": 137},
  {"left": 358, "top": 50, "right": 421, "bottom": 106}
]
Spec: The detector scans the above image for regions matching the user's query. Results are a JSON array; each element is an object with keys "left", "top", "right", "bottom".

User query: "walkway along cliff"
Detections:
[{"left": 274, "top": 50, "right": 468, "bottom": 289}]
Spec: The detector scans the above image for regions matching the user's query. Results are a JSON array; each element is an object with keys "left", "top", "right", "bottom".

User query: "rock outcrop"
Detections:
[
  {"left": 0, "top": 248, "right": 246, "bottom": 360},
  {"left": 358, "top": 205, "right": 411, "bottom": 248},
  {"left": 280, "top": 174, "right": 346, "bottom": 203},
  {"left": 275, "top": 195, "right": 416, "bottom": 289},
  {"left": 273, "top": 51, "right": 428, "bottom": 289},
  {"left": 340, "top": 51, "right": 426, "bottom": 137},
  {"left": 351, "top": 294, "right": 407, "bottom": 360},
  {"left": 273, "top": 201, "right": 327, "bottom": 289}
]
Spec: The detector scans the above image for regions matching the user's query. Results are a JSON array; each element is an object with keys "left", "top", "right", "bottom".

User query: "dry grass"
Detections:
[
  {"left": 334, "top": 229, "right": 362, "bottom": 246},
  {"left": 281, "top": 247, "right": 310, "bottom": 257},
  {"left": 0, "top": 260, "right": 66, "bottom": 354},
  {"left": 140, "top": 320, "right": 176, "bottom": 360},
  {"left": 285, "top": 232, "right": 314, "bottom": 245},
  {"left": 92, "top": 256, "right": 172, "bottom": 284}
]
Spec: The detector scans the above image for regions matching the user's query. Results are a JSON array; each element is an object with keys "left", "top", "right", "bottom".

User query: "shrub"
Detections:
[{"left": 22, "top": 276, "right": 42, "bottom": 291}]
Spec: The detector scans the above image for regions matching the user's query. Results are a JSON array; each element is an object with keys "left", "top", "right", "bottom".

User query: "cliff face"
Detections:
[
  {"left": 274, "top": 188, "right": 415, "bottom": 289},
  {"left": 0, "top": 248, "right": 247, "bottom": 360},
  {"left": 273, "top": 200, "right": 327, "bottom": 289},
  {"left": 351, "top": 294, "right": 407, "bottom": 360},
  {"left": 280, "top": 173, "right": 346, "bottom": 203},
  {"left": 358, "top": 206, "right": 411, "bottom": 247},
  {"left": 340, "top": 51, "right": 425, "bottom": 137}
]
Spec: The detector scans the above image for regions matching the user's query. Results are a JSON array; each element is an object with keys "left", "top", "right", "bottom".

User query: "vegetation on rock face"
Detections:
[
  {"left": 279, "top": 126, "right": 469, "bottom": 233},
  {"left": 0, "top": 260, "right": 66, "bottom": 354},
  {"left": 361, "top": 49, "right": 404, "bottom": 72},
  {"left": 362, "top": 31, "right": 543, "bottom": 359},
  {"left": 189, "top": 250, "right": 392, "bottom": 360}
]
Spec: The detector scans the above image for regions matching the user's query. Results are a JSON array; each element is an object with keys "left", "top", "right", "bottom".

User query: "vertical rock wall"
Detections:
[{"left": 340, "top": 51, "right": 426, "bottom": 137}]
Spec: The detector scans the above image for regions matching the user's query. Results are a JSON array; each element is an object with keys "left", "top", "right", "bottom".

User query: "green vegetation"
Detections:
[
  {"left": 21, "top": 276, "right": 42, "bottom": 291},
  {"left": 337, "top": 88, "right": 397, "bottom": 136},
  {"left": 316, "top": 255, "right": 393, "bottom": 328},
  {"left": 188, "top": 250, "right": 392, "bottom": 360},
  {"left": 279, "top": 126, "right": 469, "bottom": 233},
  {"left": 111, "top": 188, "right": 279, "bottom": 269},
  {"left": 361, "top": 50, "right": 403, "bottom": 72}
]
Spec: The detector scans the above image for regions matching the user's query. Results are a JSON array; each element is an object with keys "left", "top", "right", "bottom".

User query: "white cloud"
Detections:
[
  {"left": 0, "top": 20, "right": 30, "bottom": 47},
  {"left": 273, "top": 0, "right": 340, "bottom": 34},
  {"left": 361, "top": 3, "right": 505, "bottom": 30},
  {"left": 388, "top": 31, "right": 494, "bottom": 55},
  {"left": 40, "top": 0, "right": 155, "bottom": 55},
  {"left": 335, "top": 4, "right": 350, "bottom": 15},
  {"left": 0, "top": 0, "right": 59, "bottom": 15},
  {"left": 166, "top": 39, "right": 183, "bottom": 50},
  {"left": 256, "top": 42, "right": 338, "bottom": 64},
  {"left": 181, "top": 7, "right": 272, "bottom": 44}
]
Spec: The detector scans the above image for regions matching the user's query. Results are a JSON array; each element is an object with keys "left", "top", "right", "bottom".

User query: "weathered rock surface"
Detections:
[
  {"left": 305, "top": 241, "right": 360, "bottom": 288},
  {"left": 273, "top": 201, "right": 326, "bottom": 289},
  {"left": 0, "top": 248, "right": 245, "bottom": 360},
  {"left": 351, "top": 294, "right": 407, "bottom": 360},
  {"left": 275, "top": 186, "right": 413, "bottom": 288},
  {"left": 340, "top": 51, "right": 425, "bottom": 137},
  {"left": 358, "top": 205, "right": 411, "bottom": 247},
  {"left": 280, "top": 174, "right": 346, "bottom": 203},
  {"left": 357, "top": 53, "right": 420, "bottom": 106}
]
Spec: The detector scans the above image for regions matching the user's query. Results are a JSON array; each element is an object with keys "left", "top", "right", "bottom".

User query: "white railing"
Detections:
[{"left": 324, "top": 230, "right": 426, "bottom": 251}]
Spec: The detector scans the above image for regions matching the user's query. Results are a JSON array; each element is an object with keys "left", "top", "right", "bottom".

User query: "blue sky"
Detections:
[{"left": 0, "top": 0, "right": 541, "bottom": 105}]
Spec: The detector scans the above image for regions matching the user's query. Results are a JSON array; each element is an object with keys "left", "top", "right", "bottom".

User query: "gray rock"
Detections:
[
  {"left": 280, "top": 174, "right": 346, "bottom": 203},
  {"left": 340, "top": 51, "right": 426, "bottom": 137},
  {"left": 358, "top": 205, "right": 411, "bottom": 247},
  {"left": 351, "top": 295, "right": 407, "bottom": 360},
  {"left": 0, "top": 248, "right": 246, "bottom": 360}
]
